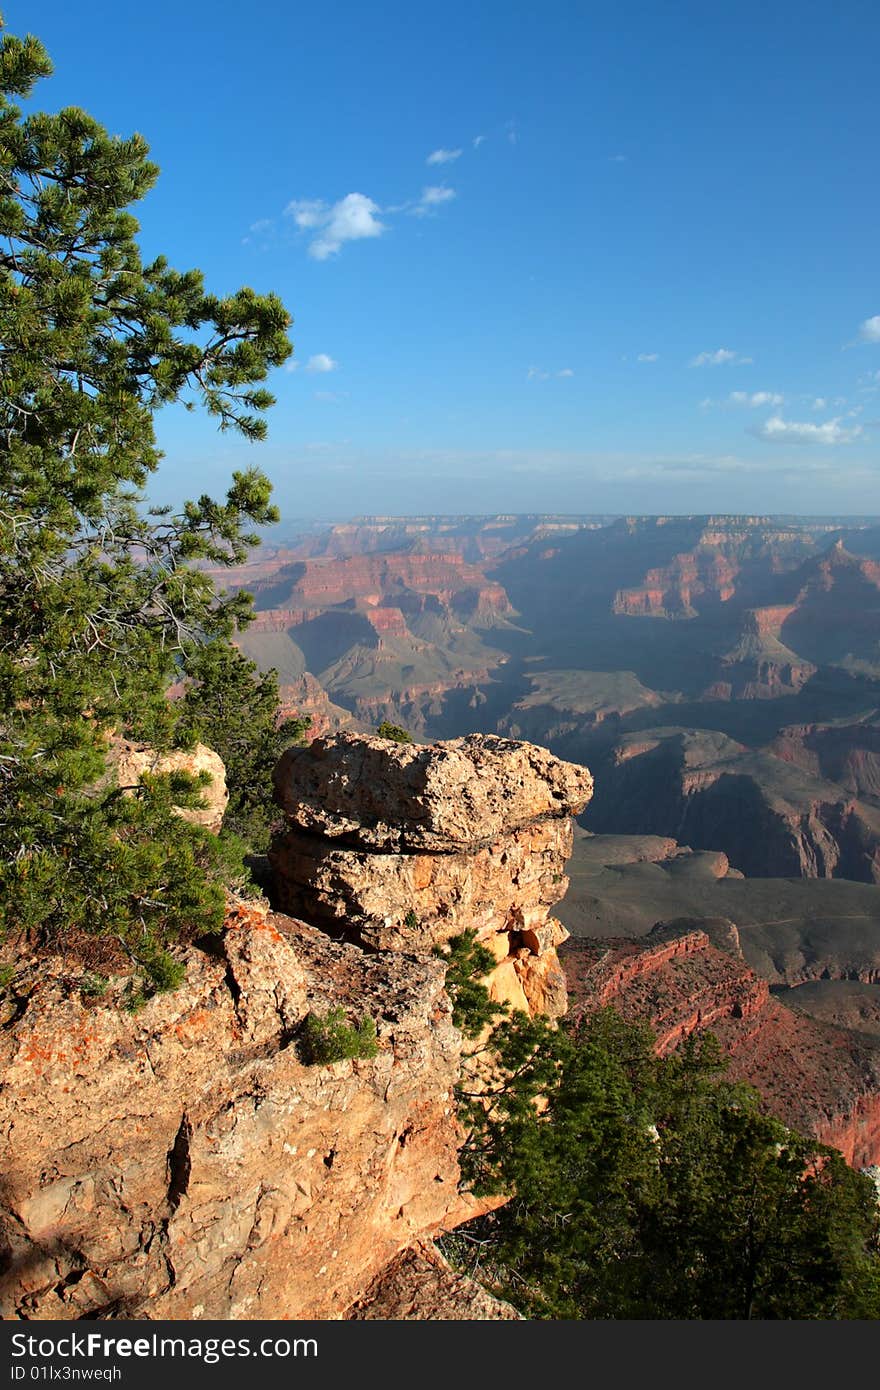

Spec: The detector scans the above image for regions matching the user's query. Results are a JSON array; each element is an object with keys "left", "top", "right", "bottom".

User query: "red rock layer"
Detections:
[
  {"left": 613, "top": 549, "right": 740, "bottom": 617},
  {"left": 247, "top": 552, "right": 513, "bottom": 616},
  {"left": 561, "top": 929, "right": 880, "bottom": 1168}
]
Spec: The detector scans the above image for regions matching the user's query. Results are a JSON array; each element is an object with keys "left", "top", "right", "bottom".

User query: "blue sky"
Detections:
[{"left": 9, "top": 0, "right": 880, "bottom": 519}]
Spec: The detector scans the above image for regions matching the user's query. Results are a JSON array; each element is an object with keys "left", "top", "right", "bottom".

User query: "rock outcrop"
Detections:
[
  {"left": 0, "top": 731, "right": 592, "bottom": 1320},
  {"left": 110, "top": 739, "right": 228, "bottom": 833},
  {"left": 270, "top": 733, "right": 593, "bottom": 1019},
  {"left": 0, "top": 899, "right": 488, "bottom": 1321},
  {"left": 346, "top": 1240, "right": 520, "bottom": 1320}
]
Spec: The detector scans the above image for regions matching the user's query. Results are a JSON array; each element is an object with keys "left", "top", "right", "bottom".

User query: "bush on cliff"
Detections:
[
  {"left": 299, "top": 1007, "right": 379, "bottom": 1065},
  {"left": 445, "top": 972, "right": 880, "bottom": 1318},
  {"left": 0, "top": 16, "right": 293, "bottom": 990}
]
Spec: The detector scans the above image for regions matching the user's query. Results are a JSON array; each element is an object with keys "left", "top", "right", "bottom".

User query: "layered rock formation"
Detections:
[
  {"left": 270, "top": 732, "right": 593, "bottom": 1018},
  {"left": 704, "top": 606, "right": 817, "bottom": 700},
  {"left": 586, "top": 727, "right": 880, "bottom": 882},
  {"left": 0, "top": 899, "right": 487, "bottom": 1320}
]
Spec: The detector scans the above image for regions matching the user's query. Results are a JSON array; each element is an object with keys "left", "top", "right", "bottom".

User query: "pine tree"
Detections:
[
  {"left": 0, "top": 17, "right": 293, "bottom": 990},
  {"left": 452, "top": 1009, "right": 880, "bottom": 1319},
  {"left": 178, "top": 642, "right": 310, "bottom": 851}
]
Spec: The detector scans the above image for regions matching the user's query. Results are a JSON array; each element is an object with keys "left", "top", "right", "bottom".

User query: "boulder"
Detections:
[
  {"left": 112, "top": 738, "right": 228, "bottom": 833},
  {"left": 273, "top": 731, "right": 593, "bottom": 852}
]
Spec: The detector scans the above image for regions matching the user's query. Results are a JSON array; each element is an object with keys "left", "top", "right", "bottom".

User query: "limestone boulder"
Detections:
[
  {"left": 273, "top": 731, "right": 593, "bottom": 852},
  {"left": 269, "top": 819, "right": 574, "bottom": 952},
  {"left": 112, "top": 738, "right": 228, "bottom": 833}
]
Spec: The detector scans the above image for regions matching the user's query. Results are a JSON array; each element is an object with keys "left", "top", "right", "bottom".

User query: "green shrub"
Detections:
[
  {"left": 300, "top": 1007, "right": 379, "bottom": 1064},
  {"left": 79, "top": 972, "right": 108, "bottom": 1000},
  {"left": 376, "top": 721, "right": 414, "bottom": 744}
]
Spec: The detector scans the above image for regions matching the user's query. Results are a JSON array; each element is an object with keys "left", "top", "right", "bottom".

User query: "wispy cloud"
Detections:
[
  {"left": 637, "top": 352, "right": 659, "bottom": 363},
  {"left": 728, "top": 390, "right": 784, "bottom": 407},
  {"left": 752, "top": 415, "right": 863, "bottom": 445},
  {"left": 412, "top": 185, "right": 457, "bottom": 216},
  {"left": 286, "top": 193, "right": 386, "bottom": 260},
  {"left": 426, "top": 147, "right": 462, "bottom": 165},
  {"left": 609, "top": 153, "right": 628, "bottom": 163},
  {"left": 811, "top": 396, "right": 827, "bottom": 410},
  {"left": 690, "top": 347, "right": 754, "bottom": 367},
  {"left": 859, "top": 315, "right": 880, "bottom": 343},
  {"left": 528, "top": 366, "right": 574, "bottom": 380},
  {"left": 313, "top": 390, "right": 348, "bottom": 403},
  {"left": 473, "top": 134, "right": 487, "bottom": 148}
]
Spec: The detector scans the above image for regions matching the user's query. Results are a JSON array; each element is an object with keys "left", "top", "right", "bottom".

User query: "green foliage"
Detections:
[
  {"left": 299, "top": 1007, "right": 379, "bottom": 1065},
  {"left": 403, "top": 908, "right": 419, "bottom": 930},
  {"left": 177, "top": 642, "right": 310, "bottom": 851},
  {"left": 0, "top": 963, "right": 14, "bottom": 993},
  {"left": 0, "top": 16, "right": 294, "bottom": 991},
  {"left": 450, "top": 1009, "right": 880, "bottom": 1319},
  {"left": 434, "top": 928, "right": 508, "bottom": 1039},
  {"left": 79, "top": 971, "right": 108, "bottom": 1000},
  {"left": 375, "top": 720, "right": 414, "bottom": 744}
]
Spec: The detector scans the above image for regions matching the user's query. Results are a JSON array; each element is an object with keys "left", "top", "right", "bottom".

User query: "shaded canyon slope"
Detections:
[{"left": 562, "top": 923, "right": 880, "bottom": 1169}]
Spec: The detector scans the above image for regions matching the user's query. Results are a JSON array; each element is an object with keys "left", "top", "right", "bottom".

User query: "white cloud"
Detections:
[
  {"left": 637, "top": 352, "right": 659, "bottom": 362},
  {"left": 426, "top": 147, "right": 462, "bottom": 165},
  {"left": 306, "top": 353, "right": 337, "bottom": 373},
  {"left": 412, "top": 185, "right": 457, "bottom": 216},
  {"left": 753, "top": 415, "right": 863, "bottom": 445},
  {"left": 528, "top": 366, "right": 573, "bottom": 380},
  {"left": 285, "top": 192, "right": 386, "bottom": 259},
  {"left": 859, "top": 315, "right": 880, "bottom": 343},
  {"left": 811, "top": 396, "right": 827, "bottom": 410},
  {"left": 728, "top": 390, "right": 784, "bottom": 407},
  {"left": 286, "top": 198, "right": 327, "bottom": 230},
  {"left": 609, "top": 153, "right": 628, "bottom": 163},
  {"left": 473, "top": 134, "right": 486, "bottom": 148},
  {"left": 689, "top": 348, "right": 754, "bottom": 367}
]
